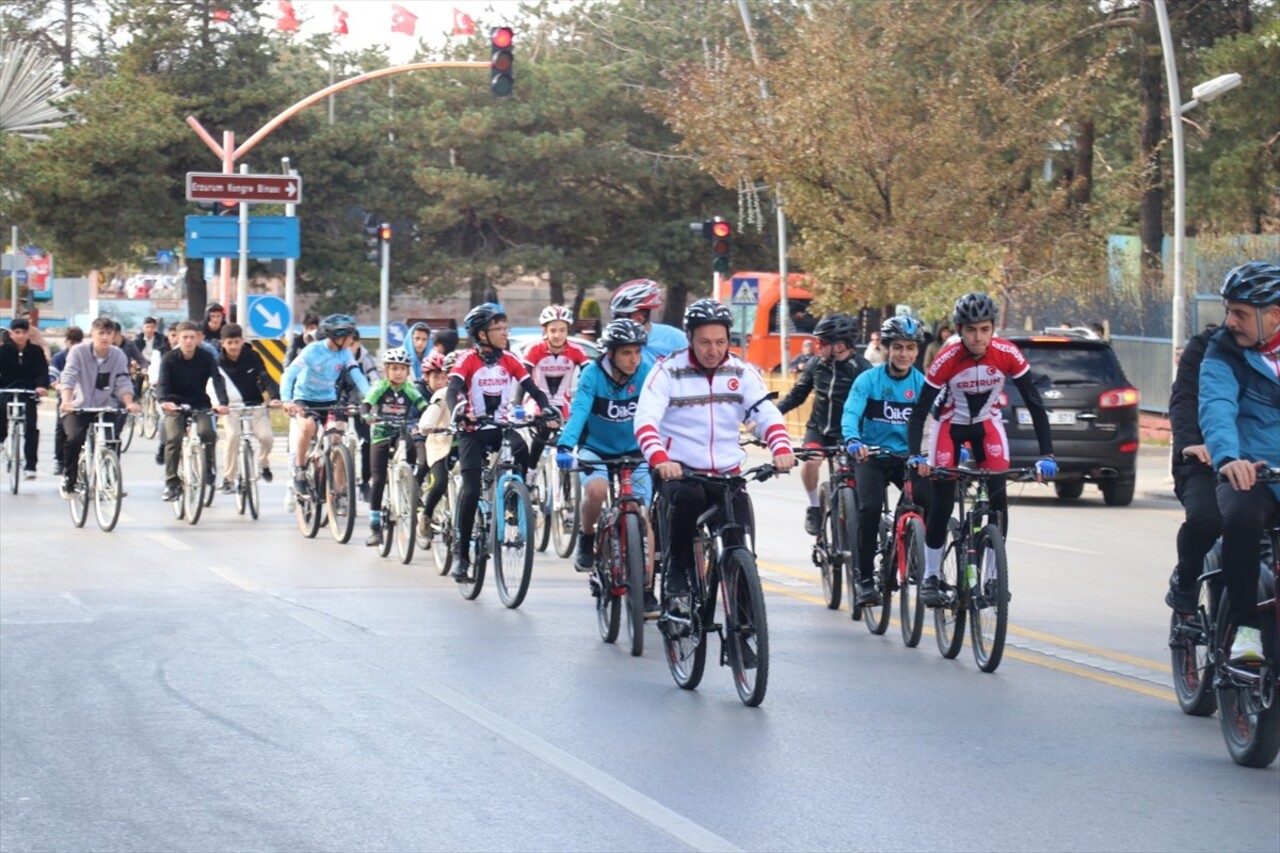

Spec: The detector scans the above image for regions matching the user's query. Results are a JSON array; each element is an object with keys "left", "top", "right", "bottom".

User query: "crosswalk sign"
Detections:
[{"left": 731, "top": 277, "right": 759, "bottom": 305}]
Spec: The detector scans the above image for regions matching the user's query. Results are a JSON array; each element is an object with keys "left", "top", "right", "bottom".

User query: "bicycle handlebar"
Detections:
[
  {"left": 678, "top": 463, "right": 783, "bottom": 485},
  {"left": 929, "top": 465, "right": 1037, "bottom": 482},
  {"left": 574, "top": 455, "right": 648, "bottom": 474},
  {"left": 1217, "top": 466, "right": 1280, "bottom": 483}
]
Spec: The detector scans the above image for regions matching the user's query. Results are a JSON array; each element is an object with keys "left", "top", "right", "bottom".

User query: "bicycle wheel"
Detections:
[
  {"left": 395, "top": 464, "right": 417, "bottom": 565},
  {"left": 596, "top": 529, "right": 620, "bottom": 644},
  {"left": 93, "top": 450, "right": 123, "bottom": 532},
  {"left": 1214, "top": 589, "right": 1280, "bottom": 768},
  {"left": 184, "top": 440, "right": 206, "bottom": 526},
  {"left": 934, "top": 519, "right": 966, "bottom": 659},
  {"left": 1170, "top": 581, "right": 1218, "bottom": 717},
  {"left": 968, "top": 525, "right": 1009, "bottom": 672},
  {"left": 243, "top": 441, "right": 259, "bottom": 520},
  {"left": 533, "top": 454, "right": 552, "bottom": 553},
  {"left": 552, "top": 470, "right": 580, "bottom": 559},
  {"left": 818, "top": 486, "right": 841, "bottom": 610},
  {"left": 457, "top": 506, "right": 487, "bottom": 601},
  {"left": 623, "top": 513, "right": 647, "bottom": 657},
  {"left": 69, "top": 457, "right": 89, "bottom": 528},
  {"left": 839, "top": 487, "right": 859, "bottom": 617},
  {"left": 899, "top": 517, "right": 926, "bottom": 648},
  {"left": 493, "top": 478, "right": 534, "bottom": 609},
  {"left": 8, "top": 424, "right": 23, "bottom": 494},
  {"left": 141, "top": 394, "right": 158, "bottom": 439},
  {"left": 326, "top": 442, "right": 357, "bottom": 544},
  {"left": 119, "top": 414, "right": 135, "bottom": 453},
  {"left": 722, "top": 548, "right": 770, "bottom": 707},
  {"left": 377, "top": 490, "right": 395, "bottom": 557},
  {"left": 663, "top": 537, "right": 709, "bottom": 692},
  {"left": 296, "top": 471, "right": 323, "bottom": 539},
  {"left": 863, "top": 514, "right": 893, "bottom": 636},
  {"left": 427, "top": 477, "right": 455, "bottom": 575}
]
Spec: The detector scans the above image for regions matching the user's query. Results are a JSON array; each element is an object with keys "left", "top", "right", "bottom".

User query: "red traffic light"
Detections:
[
  {"left": 711, "top": 221, "right": 731, "bottom": 239},
  {"left": 492, "top": 27, "right": 513, "bottom": 49},
  {"left": 378, "top": 224, "right": 392, "bottom": 241}
]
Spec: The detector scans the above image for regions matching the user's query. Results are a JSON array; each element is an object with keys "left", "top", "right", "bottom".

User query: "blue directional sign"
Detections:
[
  {"left": 246, "top": 294, "right": 292, "bottom": 340},
  {"left": 184, "top": 216, "right": 301, "bottom": 259},
  {"left": 731, "top": 277, "right": 759, "bottom": 305},
  {"left": 386, "top": 321, "right": 408, "bottom": 348},
  {"left": 156, "top": 249, "right": 176, "bottom": 265}
]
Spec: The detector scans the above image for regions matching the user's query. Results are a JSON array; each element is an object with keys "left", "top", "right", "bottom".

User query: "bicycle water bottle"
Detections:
[
  {"left": 965, "top": 560, "right": 978, "bottom": 592},
  {"left": 512, "top": 405, "right": 526, "bottom": 422}
]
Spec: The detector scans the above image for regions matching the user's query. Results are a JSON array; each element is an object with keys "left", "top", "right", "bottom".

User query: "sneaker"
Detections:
[
  {"left": 417, "top": 510, "right": 430, "bottom": 540},
  {"left": 23, "top": 469, "right": 36, "bottom": 480},
  {"left": 574, "top": 533, "right": 595, "bottom": 572},
  {"left": 219, "top": 480, "right": 234, "bottom": 494},
  {"left": 154, "top": 447, "right": 164, "bottom": 465},
  {"left": 293, "top": 470, "right": 309, "bottom": 495},
  {"left": 805, "top": 506, "right": 822, "bottom": 537},
  {"left": 365, "top": 525, "right": 383, "bottom": 547},
  {"left": 855, "top": 578, "right": 882, "bottom": 607},
  {"left": 1165, "top": 586, "right": 1197, "bottom": 615},
  {"left": 664, "top": 566, "right": 691, "bottom": 597},
  {"left": 162, "top": 484, "right": 181, "bottom": 502},
  {"left": 1230, "top": 627, "right": 1264, "bottom": 664},
  {"left": 58, "top": 477, "right": 73, "bottom": 500},
  {"left": 644, "top": 591, "right": 660, "bottom": 616},
  {"left": 259, "top": 467, "right": 273, "bottom": 483},
  {"left": 53, "top": 462, "right": 64, "bottom": 477},
  {"left": 920, "top": 576, "right": 945, "bottom": 608},
  {"left": 450, "top": 553, "right": 471, "bottom": 581},
  {"left": 205, "top": 469, "right": 216, "bottom": 487}
]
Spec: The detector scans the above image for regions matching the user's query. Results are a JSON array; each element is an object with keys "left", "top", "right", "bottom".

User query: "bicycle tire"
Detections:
[
  {"left": 1171, "top": 575, "right": 1218, "bottom": 717},
  {"left": 93, "top": 450, "right": 123, "bottom": 532},
  {"left": 296, "top": 475, "right": 323, "bottom": 538},
  {"left": 596, "top": 528, "right": 620, "bottom": 644},
  {"left": 1214, "top": 587, "right": 1280, "bottom": 768},
  {"left": 624, "top": 513, "right": 646, "bottom": 657},
  {"left": 552, "top": 470, "right": 580, "bottom": 559},
  {"left": 493, "top": 478, "right": 534, "bottom": 609},
  {"left": 185, "top": 440, "right": 206, "bottom": 526},
  {"left": 533, "top": 454, "right": 552, "bottom": 553},
  {"left": 839, "top": 487, "right": 858, "bottom": 617},
  {"left": 396, "top": 464, "right": 417, "bottom": 565},
  {"left": 234, "top": 442, "right": 249, "bottom": 515},
  {"left": 119, "top": 413, "right": 135, "bottom": 453},
  {"left": 244, "top": 441, "right": 259, "bottom": 520},
  {"left": 818, "top": 485, "right": 841, "bottom": 610},
  {"left": 663, "top": 537, "right": 709, "bottom": 692},
  {"left": 377, "top": 488, "right": 395, "bottom": 558},
  {"left": 427, "top": 477, "right": 455, "bottom": 575},
  {"left": 201, "top": 444, "right": 215, "bottom": 508},
  {"left": 141, "top": 393, "right": 158, "bottom": 439},
  {"left": 8, "top": 423, "right": 22, "bottom": 494},
  {"left": 457, "top": 503, "right": 487, "bottom": 601},
  {"left": 934, "top": 519, "right": 966, "bottom": 659},
  {"left": 69, "top": 457, "right": 90, "bottom": 528},
  {"left": 863, "top": 514, "right": 893, "bottom": 635},
  {"left": 722, "top": 548, "right": 770, "bottom": 707},
  {"left": 899, "top": 517, "right": 926, "bottom": 648},
  {"left": 326, "top": 442, "right": 356, "bottom": 544},
  {"left": 969, "top": 524, "right": 1009, "bottom": 672}
]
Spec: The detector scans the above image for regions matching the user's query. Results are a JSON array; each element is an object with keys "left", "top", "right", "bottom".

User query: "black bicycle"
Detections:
[
  {"left": 657, "top": 464, "right": 779, "bottom": 707},
  {"left": 579, "top": 455, "right": 651, "bottom": 657},
  {"left": 793, "top": 445, "right": 859, "bottom": 614}
]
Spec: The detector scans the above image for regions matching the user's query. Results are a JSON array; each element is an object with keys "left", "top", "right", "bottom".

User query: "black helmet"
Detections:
[
  {"left": 813, "top": 313, "right": 858, "bottom": 345},
  {"left": 951, "top": 292, "right": 999, "bottom": 327},
  {"left": 319, "top": 313, "right": 356, "bottom": 338},
  {"left": 1221, "top": 262, "right": 1280, "bottom": 306},
  {"left": 683, "top": 298, "right": 733, "bottom": 333},
  {"left": 599, "top": 318, "right": 648, "bottom": 349},
  {"left": 463, "top": 302, "right": 507, "bottom": 337},
  {"left": 880, "top": 315, "right": 926, "bottom": 344}
]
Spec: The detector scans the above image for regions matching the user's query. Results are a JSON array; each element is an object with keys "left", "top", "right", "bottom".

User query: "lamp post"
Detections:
[{"left": 1154, "top": 0, "right": 1241, "bottom": 382}]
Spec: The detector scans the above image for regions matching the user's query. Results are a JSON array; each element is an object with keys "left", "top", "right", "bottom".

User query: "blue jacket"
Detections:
[
  {"left": 281, "top": 340, "right": 370, "bottom": 403},
  {"left": 558, "top": 355, "right": 652, "bottom": 457},
  {"left": 1199, "top": 328, "right": 1280, "bottom": 499},
  {"left": 406, "top": 322, "right": 433, "bottom": 380},
  {"left": 841, "top": 364, "right": 925, "bottom": 455}
]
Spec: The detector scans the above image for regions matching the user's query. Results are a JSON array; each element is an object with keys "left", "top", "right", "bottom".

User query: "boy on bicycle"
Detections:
[
  {"left": 555, "top": 319, "right": 655, "bottom": 597},
  {"left": 416, "top": 351, "right": 456, "bottom": 545},
  {"left": 523, "top": 305, "right": 589, "bottom": 467},
  {"left": 216, "top": 323, "right": 278, "bottom": 493},
  {"left": 609, "top": 279, "right": 686, "bottom": 360},
  {"left": 841, "top": 316, "right": 929, "bottom": 607},
  {"left": 906, "top": 293, "right": 1055, "bottom": 607},
  {"left": 0, "top": 317, "right": 50, "bottom": 480},
  {"left": 361, "top": 347, "right": 429, "bottom": 547},
  {"left": 56, "top": 317, "right": 139, "bottom": 498},
  {"left": 446, "top": 303, "right": 558, "bottom": 580},
  {"left": 158, "top": 321, "right": 229, "bottom": 502},
  {"left": 634, "top": 299, "right": 795, "bottom": 610}
]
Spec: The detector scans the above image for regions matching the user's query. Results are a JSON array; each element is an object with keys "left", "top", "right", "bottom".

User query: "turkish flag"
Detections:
[
  {"left": 212, "top": 5, "right": 231, "bottom": 23},
  {"left": 333, "top": 4, "right": 349, "bottom": 35},
  {"left": 451, "top": 8, "right": 476, "bottom": 36},
  {"left": 276, "top": 0, "right": 298, "bottom": 32},
  {"left": 390, "top": 4, "right": 417, "bottom": 36}
]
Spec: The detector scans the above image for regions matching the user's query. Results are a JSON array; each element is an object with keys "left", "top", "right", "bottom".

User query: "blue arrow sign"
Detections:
[
  {"left": 247, "top": 294, "right": 291, "bottom": 340},
  {"left": 184, "top": 216, "right": 301, "bottom": 259},
  {"left": 386, "top": 321, "right": 408, "bottom": 348},
  {"left": 731, "top": 277, "right": 759, "bottom": 305}
]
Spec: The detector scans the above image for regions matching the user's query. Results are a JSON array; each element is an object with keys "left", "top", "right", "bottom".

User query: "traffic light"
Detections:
[
  {"left": 364, "top": 215, "right": 380, "bottom": 263},
  {"left": 490, "top": 27, "right": 514, "bottom": 96},
  {"left": 197, "top": 200, "right": 238, "bottom": 215},
  {"left": 709, "top": 217, "right": 732, "bottom": 273},
  {"left": 378, "top": 223, "right": 392, "bottom": 245}
]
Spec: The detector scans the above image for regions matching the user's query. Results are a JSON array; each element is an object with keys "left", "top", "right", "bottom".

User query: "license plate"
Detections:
[{"left": 1018, "top": 408, "right": 1077, "bottom": 426}]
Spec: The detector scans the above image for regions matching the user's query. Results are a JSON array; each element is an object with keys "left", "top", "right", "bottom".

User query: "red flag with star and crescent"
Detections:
[
  {"left": 276, "top": 0, "right": 299, "bottom": 32},
  {"left": 391, "top": 4, "right": 418, "bottom": 36},
  {"left": 452, "top": 8, "right": 476, "bottom": 36},
  {"left": 333, "top": 4, "right": 349, "bottom": 36}
]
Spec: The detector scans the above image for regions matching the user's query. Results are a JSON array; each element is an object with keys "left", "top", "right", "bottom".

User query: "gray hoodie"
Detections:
[{"left": 59, "top": 342, "right": 134, "bottom": 408}]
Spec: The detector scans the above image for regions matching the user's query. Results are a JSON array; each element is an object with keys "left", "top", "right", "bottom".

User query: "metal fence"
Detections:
[{"left": 1111, "top": 336, "right": 1173, "bottom": 414}]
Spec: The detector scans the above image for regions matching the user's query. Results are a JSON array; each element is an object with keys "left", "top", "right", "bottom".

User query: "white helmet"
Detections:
[
  {"left": 539, "top": 305, "right": 574, "bottom": 326},
  {"left": 382, "top": 347, "right": 412, "bottom": 366}
]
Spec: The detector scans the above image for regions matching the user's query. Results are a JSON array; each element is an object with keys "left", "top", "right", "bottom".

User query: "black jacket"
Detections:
[
  {"left": 219, "top": 346, "right": 277, "bottom": 404},
  {"left": 134, "top": 332, "right": 170, "bottom": 359},
  {"left": 158, "top": 347, "right": 228, "bottom": 409},
  {"left": 0, "top": 341, "right": 50, "bottom": 391},
  {"left": 1169, "top": 326, "right": 1216, "bottom": 473},
  {"left": 777, "top": 352, "right": 873, "bottom": 438}
]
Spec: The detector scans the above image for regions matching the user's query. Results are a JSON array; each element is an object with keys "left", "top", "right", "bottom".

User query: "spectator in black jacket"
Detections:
[
  {"left": 1166, "top": 324, "right": 1222, "bottom": 612},
  {"left": 0, "top": 318, "right": 50, "bottom": 478},
  {"left": 201, "top": 302, "right": 227, "bottom": 344},
  {"left": 159, "top": 321, "right": 228, "bottom": 501}
]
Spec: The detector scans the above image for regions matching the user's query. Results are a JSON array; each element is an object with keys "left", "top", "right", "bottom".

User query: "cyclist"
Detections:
[
  {"left": 906, "top": 293, "right": 1056, "bottom": 607},
  {"left": 776, "top": 312, "right": 872, "bottom": 536},
  {"left": 56, "top": 317, "right": 140, "bottom": 498},
  {"left": 0, "top": 317, "right": 51, "bottom": 480},
  {"left": 280, "top": 314, "right": 371, "bottom": 499},
  {"left": 134, "top": 316, "right": 169, "bottom": 363},
  {"left": 51, "top": 326, "right": 85, "bottom": 477},
  {"left": 416, "top": 351, "right": 456, "bottom": 544},
  {"left": 555, "top": 318, "right": 654, "bottom": 591},
  {"left": 158, "top": 321, "right": 229, "bottom": 502},
  {"left": 634, "top": 299, "right": 796, "bottom": 609},
  {"left": 446, "top": 303, "right": 559, "bottom": 580},
  {"left": 216, "top": 324, "right": 278, "bottom": 493},
  {"left": 609, "top": 279, "right": 686, "bottom": 360},
  {"left": 201, "top": 302, "right": 226, "bottom": 345},
  {"left": 523, "top": 305, "right": 589, "bottom": 465},
  {"left": 361, "top": 347, "right": 429, "bottom": 547},
  {"left": 1198, "top": 261, "right": 1280, "bottom": 663},
  {"left": 1165, "top": 323, "right": 1223, "bottom": 613},
  {"left": 340, "top": 334, "right": 381, "bottom": 502},
  {"left": 841, "top": 315, "right": 929, "bottom": 606}
]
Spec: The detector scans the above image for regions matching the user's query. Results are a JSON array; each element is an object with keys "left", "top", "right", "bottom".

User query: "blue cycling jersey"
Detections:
[
  {"left": 280, "top": 340, "right": 370, "bottom": 403},
  {"left": 841, "top": 363, "right": 925, "bottom": 455},
  {"left": 558, "top": 355, "right": 652, "bottom": 457}
]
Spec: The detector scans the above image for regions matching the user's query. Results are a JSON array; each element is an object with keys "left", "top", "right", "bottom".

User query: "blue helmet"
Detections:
[
  {"left": 1221, "top": 262, "right": 1280, "bottom": 307},
  {"left": 880, "top": 315, "right": 925, "bottom": 344},
  {"left": 463, "top": 302, "right": 507, "bottom": 337}
]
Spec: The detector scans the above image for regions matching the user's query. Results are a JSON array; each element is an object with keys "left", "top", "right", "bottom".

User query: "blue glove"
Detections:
[
  {"left": 958, "top": 445, "right": 971, "bottom": 463},
  {"left": 512, "top": 405, "right": 526, "bottom": 422},
  {"left": 556, "top": 449, "right": 576, "bottom": 470},
  {"left": 1035, "top": 456, "right": 1057, "bottom": 479},
  {"left": 845, "top": 439, "right": 865, "bottom": 458},
  {"left": 907, "top": 455, "right": 928, "bottom": 468}
]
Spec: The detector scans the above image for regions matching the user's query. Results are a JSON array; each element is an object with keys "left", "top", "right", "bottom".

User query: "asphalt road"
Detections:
[{"left": 1, "top": 418, "right": 1276, "bottom": 853}]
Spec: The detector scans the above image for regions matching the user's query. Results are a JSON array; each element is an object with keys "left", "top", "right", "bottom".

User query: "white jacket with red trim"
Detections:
[{"left": 634, "top": 348, "right": 792, "bottom": 472}]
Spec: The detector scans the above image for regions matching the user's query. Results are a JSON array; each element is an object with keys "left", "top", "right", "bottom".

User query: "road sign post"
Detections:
[{"left": 186, "top": 172, "right": 302, "bottom": 204}]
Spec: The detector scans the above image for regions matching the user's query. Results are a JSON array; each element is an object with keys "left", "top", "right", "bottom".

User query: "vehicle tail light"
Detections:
[
  {"left": 1099, "top": 388, "right": 1139, "bottom": 408},
  {"left": 1119, "top": 441, "right": 1139, "bottom": 453}
]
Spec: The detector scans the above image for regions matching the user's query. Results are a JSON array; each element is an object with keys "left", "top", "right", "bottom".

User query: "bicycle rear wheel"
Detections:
[
  {"left": 934, "top": 520, "right": 965, "bottom": 659},
  {"left": 184, "top": 440, "right": 206, "bottom": 526},
  {"left": 818, "top": 486, "right": 841, "bottom": 610},
  {"left": 624, "top": 513, "right": 647, "bottom": 657},
  {"left": 723, "top": 548, "right": 770, "bottom": 707},
  {"left": 899, "top": 517, "right": 926, "bottom": 648},
  {"left": 242, "top": 441, "right": 259, "bottom": 520},
  {"left": 533, "top": 454, "right": 552, "bottom": 553},
  {"left": 663, "top": 537, "right": 709, "bottom": 691},
  {"left": 8, "top": 424, "right": 23, "bottom": 494},
  {"left": 93, "top": 450, "right": 123, "bottom": 532},
  {"left": 426, "top": 477, "right": 455, "bottom": 575},
  {"left": 395, "top": 464, "right": 417, "bottom": 565},
  {"left": 1214, "top": 588, "right": 1280, "bottom": 768},
  {"left": 326, "top": 443, "right": 356, "bottom": 544},
  {"left": 296, "top": 481, "right": 322, "bottom": 538},
  {"left": 457, "top": 506, "right": 487, "bottom": 601},
  {"left": 552, "top": 470, "right": 580, "bottom": 558},
  {"left": 377, "top": 491, "right": 395, "bottom": 557},
  {"left": 141, "top": 394, "right": 158, "bottom": 439},
  {"left": 493, "top": 478, "right": 534, "bottom": 609},
  {"left": 596, "top": 530, "right": 620, "bottom": 644},
  {"left": 69, "top": 457, "right": 89, "bottom": 528},
  {"left": 119, "top": 414, "right": 135, "bottom": 453},
  {"left": 1170, "top": 578, "right": 1218, "bottom": 717},
  {"left": 969, "top": 524, "right": 1009, "bottom": 672},
  {"left": 863, "top": 515, "right": 893, "bottom": 635}
]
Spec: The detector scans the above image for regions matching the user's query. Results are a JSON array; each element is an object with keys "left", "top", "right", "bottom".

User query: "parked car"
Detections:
[{"left": 998, "top": 329, "right": 1140, "bottom": 506}]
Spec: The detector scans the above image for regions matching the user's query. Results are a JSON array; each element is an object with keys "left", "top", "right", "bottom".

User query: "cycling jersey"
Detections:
[
  {"left": 841, "top": 364, "right": 925, "bottom": 455},
  {"left": 522, "top": 340, "right": 588, "bottom": 417},
  {"left": 280, "top": 340, "right": 368, "bottom": 403},
  {"left": 362, "top": 379, "right": 428, "bottom": 445},
  {"left": 448, "top": 349, "right": 531, "bottom": 422},
  {"left": 559, "top": 355, "right": 651, "bottom": 457},
  {"left": 644, "top": 323, "right": 687, "bottom": 361}
]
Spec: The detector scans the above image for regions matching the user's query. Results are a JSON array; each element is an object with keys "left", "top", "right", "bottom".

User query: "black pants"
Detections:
[
  {"left": 1173, "top": 465, "right": 1222, "bottom": 592},
  {"left": 527, "top": 421, "right": 555, "bottom": 469},
  {"left": 54, "top": 411, "right": 65, "bottom": 468},
  {"left": 422, "top": 458, "right": 449, "bottom": 518},
  {"left": 925, "top": 423, "right": 1008, "bottom": 550},
  {"left": 63, "top": 411, "right": 126, "bottom": 486},
  {"left": 0, "top": 391, "right": 39, "bottom": 471},
  {"left": 854, "top": 457, "right": 928, "bottom": 582},
  {"left": 1217, "top": 481, "right": 1279, "bottom": 629},
  {"left": 368, "top": 436, "right": 417, "bottom": 520},
  {"left": 660, "top": 477, "right": 753, "bottom": 589},
  {"left": 455, "top": 429, "right": 529, "bottom": 553},
  {"left": 353, "top": 414, "right": 372, "bottom": 487}
]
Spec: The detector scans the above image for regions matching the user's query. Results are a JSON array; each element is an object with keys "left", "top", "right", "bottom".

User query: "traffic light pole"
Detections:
[
  {"left": 237, "top": 164, "right": 251, "bottom": 328},
  {"left": 379, "top": 237, "right": 390, "bottom": 355}
]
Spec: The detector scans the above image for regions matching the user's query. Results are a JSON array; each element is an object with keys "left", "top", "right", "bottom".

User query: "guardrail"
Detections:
[{"left": 1111, "top": 335, "right": 1173, "bottom": 414}]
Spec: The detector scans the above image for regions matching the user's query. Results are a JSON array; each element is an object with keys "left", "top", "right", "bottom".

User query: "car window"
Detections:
[{"left": 1018, "top": 344, "right": 1124, "bottom": 386}]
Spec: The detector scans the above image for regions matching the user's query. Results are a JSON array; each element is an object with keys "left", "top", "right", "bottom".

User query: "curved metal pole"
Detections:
[{"left": 1155, "top": 0, "right": 1185, "bottom": 381}]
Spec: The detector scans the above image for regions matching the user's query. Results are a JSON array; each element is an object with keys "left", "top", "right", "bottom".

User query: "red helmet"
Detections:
[
  {"left": 610, "top": 279, "right": 663, "bottom": 316},
  {"left": 422, "top": 352, "right": 446, "bottom": 373}
]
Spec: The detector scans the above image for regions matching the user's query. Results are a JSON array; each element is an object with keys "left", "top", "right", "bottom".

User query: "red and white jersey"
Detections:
[
  {"left": 923, "top": 337, "right": 1030, "bottom": 425},
  {"left": 522, "top": 340, "right": 588, "bottom": 417},
  {"left": 449, "top": 349, "right": 530, "bottom": 421}
]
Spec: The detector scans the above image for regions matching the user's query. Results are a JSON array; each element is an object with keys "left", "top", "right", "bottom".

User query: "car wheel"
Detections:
[
  {"left": 1054, "top": 480, "right": 1085, "bottom": 501},
  {"left": 1100, "top": 474, "right": 1135, "bottom": 507}
]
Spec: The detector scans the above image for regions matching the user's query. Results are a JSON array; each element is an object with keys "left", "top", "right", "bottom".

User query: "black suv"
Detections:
[{"left": 998, "top": 330, "right": 1140, "bottom": 506}]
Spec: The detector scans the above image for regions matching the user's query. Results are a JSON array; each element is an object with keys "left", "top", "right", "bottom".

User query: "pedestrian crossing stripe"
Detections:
[
  {"left": 251, "top": 338, "right": 287, "bottom": 386},
  {"left": 731, "top": 278, "right": 758, "bottom": 305}
]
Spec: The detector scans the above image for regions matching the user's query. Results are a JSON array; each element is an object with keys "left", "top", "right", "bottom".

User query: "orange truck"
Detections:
[{"left": 714, "top": 272, "right": 816, "bottom": 373}]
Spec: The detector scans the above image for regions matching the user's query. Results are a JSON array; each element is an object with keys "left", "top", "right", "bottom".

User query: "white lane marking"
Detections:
[
  {"left": 147, "top": 533, "right": 193, "bottom": 552},
  {"left": 423, "top": 682, "right": 742, "bottom": 853},
  {"left": 1007, "top": 537, "right": 1100, "bottom": 556},
  {"left": 206, "top": 566, "right": 263, "bottom": 593}
]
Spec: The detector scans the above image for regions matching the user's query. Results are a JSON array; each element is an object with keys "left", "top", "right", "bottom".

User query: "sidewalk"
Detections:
[{"left": 1135, "top": 443, "right": 1177, "bottom": 502}]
